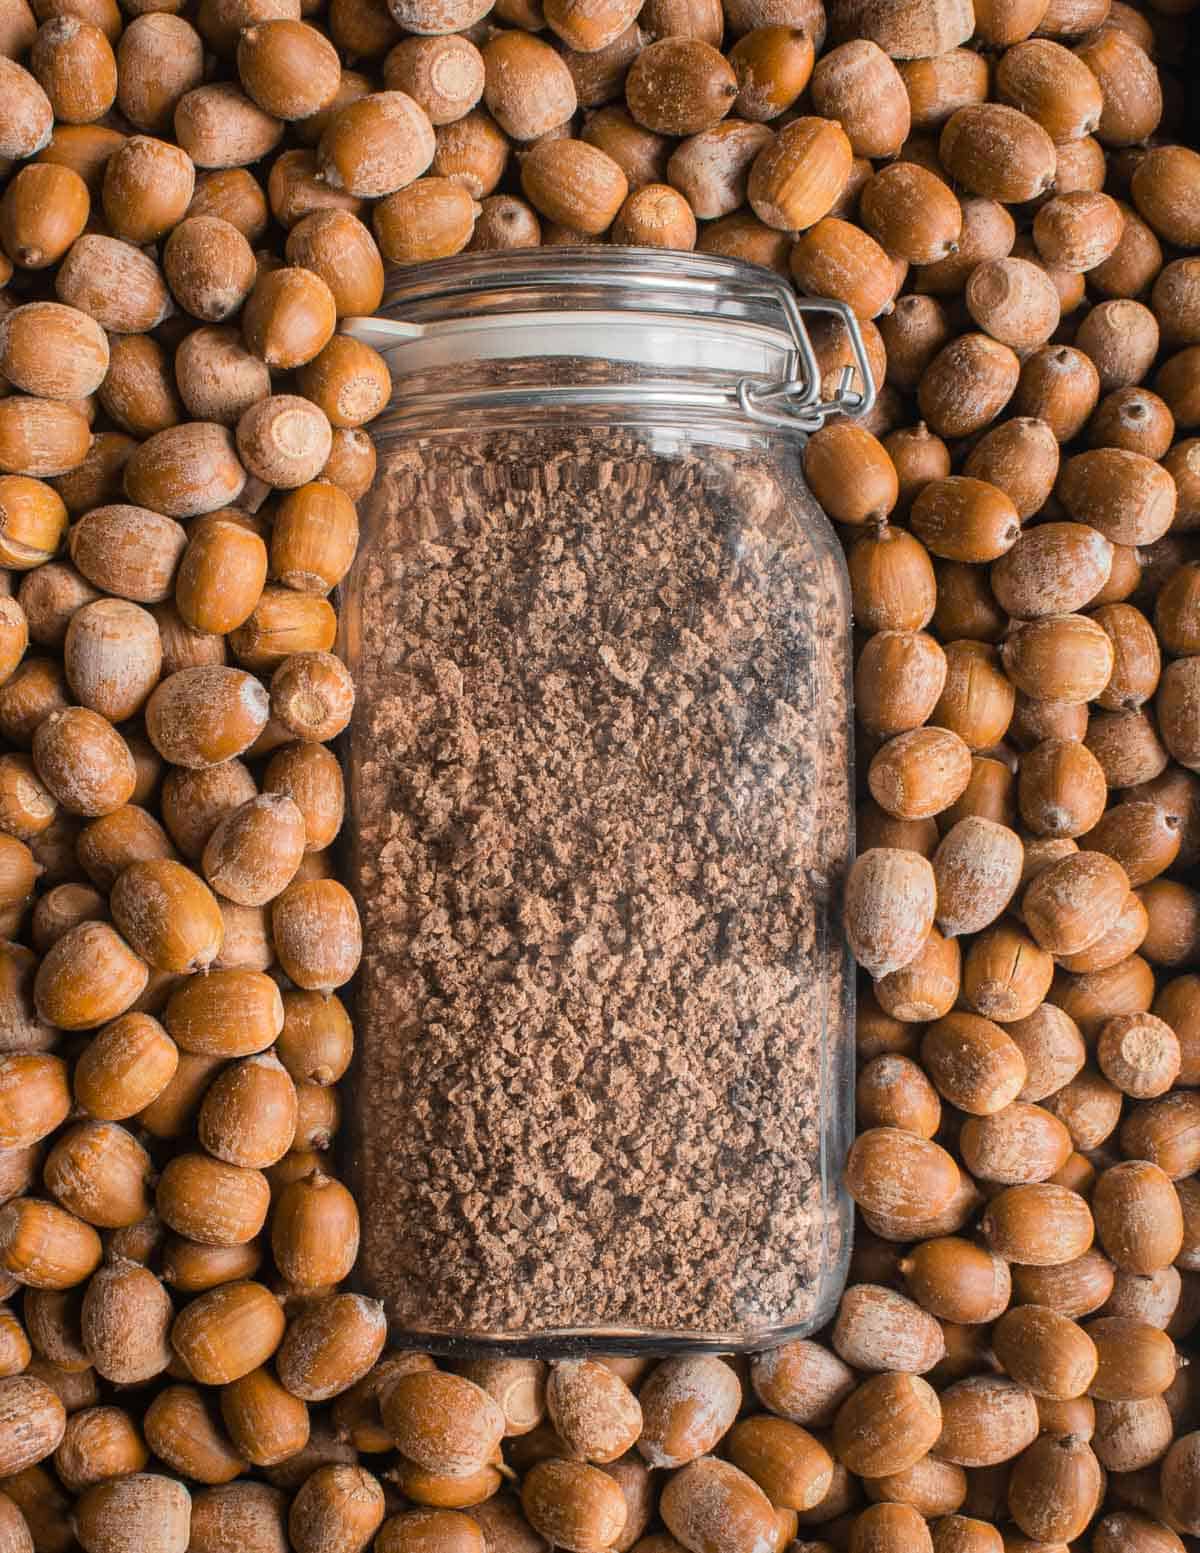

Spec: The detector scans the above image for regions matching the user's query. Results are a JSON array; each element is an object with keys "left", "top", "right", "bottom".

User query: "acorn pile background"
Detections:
[{"left": 0, "top": 0, "right": 1199, "bottom": 1543}]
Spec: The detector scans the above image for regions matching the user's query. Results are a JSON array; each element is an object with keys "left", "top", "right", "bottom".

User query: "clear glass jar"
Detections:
[{"left": 341, "top": 250, "right": 865, "bottom": 1356}]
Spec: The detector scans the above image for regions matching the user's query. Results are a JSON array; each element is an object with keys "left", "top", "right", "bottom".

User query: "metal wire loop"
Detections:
[{"left": 736, "top": 290, "right": 877, "bottom": 435}]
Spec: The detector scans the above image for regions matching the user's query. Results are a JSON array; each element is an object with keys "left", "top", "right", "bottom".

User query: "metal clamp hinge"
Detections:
[{"left": 736, "top": 291, "right": 877, "bottom": 435}]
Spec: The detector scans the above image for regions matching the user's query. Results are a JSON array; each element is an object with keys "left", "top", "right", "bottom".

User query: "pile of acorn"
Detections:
[{"left": 0, "top": 0, "right": 1199, "bottom": 1543}]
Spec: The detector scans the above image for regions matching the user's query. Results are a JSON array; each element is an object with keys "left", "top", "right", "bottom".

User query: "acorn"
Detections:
[
  {"left": 1094, "top": 1508, "right": 1189, "bottom": 1553},
  {"left": 962, "top": 919, "right": 1054, "bottom": 1023},
  {"left": 930, "top": 561, "right": 1006, "bottom": 645},
  {"left": 1041, "top": 196, "right": 1128, "bottom": 289},
  {"left": 1088, "top": 1318, "right": 1180, "bottom": 1403},
  {"left": 1006, "top": 1434, "right": 1103, "bottom": 1543},
  {"left": 518, "top": 1457, "right": 631, "bottom": 1553},
  {"left": 0, "top": 1198, "right": 103, "bottom": 1290},
  {"left": 74, "top": 1473, "right": 191, "bottom": 1553},
  {"left": 844, "top": 1127, "right": 960, "bottom": 1226},
  {"left": 53, "top": 1406, "right": 149, "bottom": 1494},
  {"left": 965, "top": 259, "right": 1060, "bottom": 354},
  {"left": 81, "top": 1258, "right": 173, "bottom": 1385},
  {"left": 1003, "top": 614, "right": 1115, "bottom": 705},
  {"left": 982, "top": 1181, "right": 1095, "bottom": 1268},
  {"left": 199, "top": 1051, "right": 298, "bottom": 1169},
  {"left": 1057, "top": 447, "right": 1177, "bottom": 546},
  {"left": 918, "top": 335, "right": 1020, "bottom": 439},
  {"left": 1061, "top": 897, "right": 1149, "bottom": 977},
  {"left": 918, "top": 196, "right": 1016, "bottom": 297},
  {"left": 804, "top": 423, "right": 898, "bottom": 526},
  {"left": 1092, "top": 202, "right": 1164, "bottom": 302},
  {"left": 939, "top": 104, "right": 1056, "bottom": 202},
  {"left": 897, "top": 48, "right": 988, "bottom": 129},
  {"left": 1077, "top": 303, "right": 1160, "bottom": 396},
  {"left": 1018, "top": 739, "right": 1108, "bottom": 840},
  {"left": 996, "top": 38, "right": 1102, "bottom": 142},
  {"left": 938, "top": 814, "right": 1022, "bottom": 930},
  {"left": 810, "top": 40, "right": 910, "bottom": 158},
  {"left": 1056, "top": 957, "right": 1157, "bottom": 1048},
  {"left": 1159, "top": 658, "right": 1200, "bottom": 773},
  {"left": 274, "top": 1292, "right": 386, "bottom": 1402},
  {"left": 843, "top": 847, "right": 936, "bottom": 978},
  {"left": 146, "top": 666, "right": 270, "bottom": 769},
  {"left": 220, "top": 1366, "right": 310, "bottom": 1468},
  {"left": 930, "top": 1518, "right": 1005, "bottom": 1553},
  {"left": 34, "top": 921, "right": 147, "bottom": 1031},
  {"left": 900, "top": 1237, "right": 1011, "bottom": 1325},
  {"left": 546, "top": 1360, "right": 642, "bottom": 1465},
  {"left": 837, "top": 0, "right": 972, "bottom": 56},
  {"left": 932, "top": 1375, "right": 1039, "bottom": 1467},
  {"left": 156, "top": 1153, "right": 269, "bottom": 1247},
  {"left": 911, "top": 477, "right": 1020, "bottom": 565},
  {"left": 170, "top": 1279, "right": 285, "bottom": 1386},
  {"left": 991, "top": 1306, "right": 1098, "bottom": 1401},
  {"left": 868, "top": 727, "right": 973, "bottom": 821},
  {"left": 44, "top": 1122, "right": 152, "bottom": 1230},
  {"left": 847, "top": 524, "right": 937, "bottom": 633},
  {"left": 109, "top": 858, "right": 224, "bottom": 973},
  {"left": 271, "top": 1171, "right": 358, "bottom": 1290},
  {"left": 1013, "top": 344, "right": 1101, "bottom": 442},
  {"left": 1092, "top": 1159, "right": 1184, "bottom": 1274},
  {"left": 831, "top": 1284, "right": 944, "bottom": 1377},
  {"left": 625, "top": 39, "right": 737, "bottom": 138},
  {"left": 873, "top": 929, "right": 961, "bottom": 1024},
  {"left": 839, "top": 1502, "right": 934, "bottom": 1553},
  {"left": 1010, "top": 1247, "right": 1115, "bottom": 1319},
  {"left": 747, "top": 116, "right": 852, "bottom": 232},
  {"left": 790, "top": 219, "right": 900, "bottom": 321},
  {"left": 856, "top": 631, "right": 947, "bottom": 738},
  {"left": 1162, "top": 1431, "right": 1200, "bottom": 1534},
  {"left": 750, "top": 1340, "right": 856, "bottom": 1428},
  {"left": 637, "top": 1354, "right": 741, "bottom": 1468},
  {"left": 921, "top": 1011, "right": 1027, "bottom": 1115},
  {"left": 860, "top": 162, "right": 962, "bottom": 265},
  {"left": 832, "top": 1372, "right": 942, "bottom": 1477},
  {"left": 1041, "top": 1063, "right": 1124, "bottom": 1152},
  {"left": 993, "top": 523, "right": 1112, "bottom": 621},
  {"left": 729, "top": 25, "right": 814, "bottom": 122},
  {"left": 289, "top": 1465, "right": 385, "bottom": 1553},
  {"left": 161, "top": 1238, "right": 262, "bottom": 1296},
  {"left": 1076, "top": 27, "right": 1163, "bottom": 149},
  {"left": 390, "top": 1459, "right": 501, "bottom": 1511}
]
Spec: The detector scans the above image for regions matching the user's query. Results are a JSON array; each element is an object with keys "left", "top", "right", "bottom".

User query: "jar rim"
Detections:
[
  {"left": 372, "top": 247, "right": 801, "bottom": 331},
  {"left": 344, "top": 309, "right": 796, "bottom": 395},
  {"left": 346, "top": 248, "right": 877, "bottom": 434}
]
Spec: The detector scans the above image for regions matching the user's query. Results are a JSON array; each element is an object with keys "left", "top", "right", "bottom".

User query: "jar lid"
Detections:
[{"left": 344, "top": 249, "right": 876, "bottom": 434}]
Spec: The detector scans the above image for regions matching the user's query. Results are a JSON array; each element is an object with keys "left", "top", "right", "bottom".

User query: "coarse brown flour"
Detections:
[{"left": 343, "top": 429, "right": 852, "bottom": 1344}]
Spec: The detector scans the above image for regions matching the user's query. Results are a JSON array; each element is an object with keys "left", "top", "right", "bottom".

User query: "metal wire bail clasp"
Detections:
[{"left": 737, "top": 287, "right": 877, "bottom": 435}]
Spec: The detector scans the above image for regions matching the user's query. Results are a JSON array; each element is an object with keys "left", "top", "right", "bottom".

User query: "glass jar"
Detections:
[{"left": 341, "top": 249, "right": 867, "bottom": 1356}]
